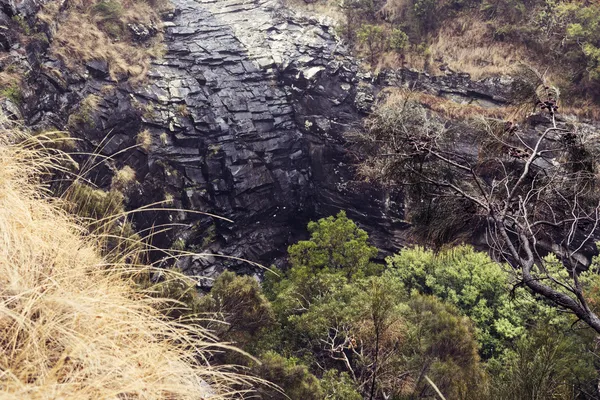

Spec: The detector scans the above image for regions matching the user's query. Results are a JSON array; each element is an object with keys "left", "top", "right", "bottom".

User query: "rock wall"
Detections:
[{"left": 1, "top": 0, "right": 516, "bottom": 283}]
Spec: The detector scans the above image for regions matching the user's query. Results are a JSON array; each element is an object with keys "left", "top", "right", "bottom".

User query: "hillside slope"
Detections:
[{"left": 0, "top": 119, "right": 247, "bottom": 399}]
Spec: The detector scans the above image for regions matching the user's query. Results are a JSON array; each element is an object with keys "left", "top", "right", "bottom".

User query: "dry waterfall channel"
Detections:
[
  {"left": 132, "top": 0, "right": 383, "bottom": 279},
  {"left": 105, "top": 0, "right": 509, "bottom": 279}
]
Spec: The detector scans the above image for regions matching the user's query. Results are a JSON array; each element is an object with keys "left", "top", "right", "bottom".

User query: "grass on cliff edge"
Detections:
[
  {"left": 0, "top": 119, "right": 255, "bottom": 399},
  {"left": 39, "top": 0, "right": 171, "bottom": 82}
]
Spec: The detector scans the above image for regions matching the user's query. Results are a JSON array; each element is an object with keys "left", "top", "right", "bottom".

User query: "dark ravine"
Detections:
[{"left": 2, "top": 0, "right": 518, "bottom": 284}]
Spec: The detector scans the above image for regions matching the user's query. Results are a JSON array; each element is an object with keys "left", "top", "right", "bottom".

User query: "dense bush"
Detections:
[
  {"left": 387, "top": 245, "right": 557, "bottom": 358},
  {"left": 191, "top": 212, "right": 600, "bottom": 399},
  {"left": 253, "top": 352, "right": 323, "bottom": 400}
]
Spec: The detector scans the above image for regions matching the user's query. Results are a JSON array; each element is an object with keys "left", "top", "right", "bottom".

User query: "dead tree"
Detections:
[{"left": 354, "top": 88, "right": 600, "bottom": 333}]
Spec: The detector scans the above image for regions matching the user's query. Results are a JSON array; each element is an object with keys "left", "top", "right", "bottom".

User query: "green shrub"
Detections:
[
  {"left": 357, "top": 24, "right": 387, "bottom": 66},
  {"left": 403, "top": 295, "right": 488, "bottom": 400},
  {"left": 386, "top": 245, "right": 558, "bottom": 358},
  {"left": 67, "top": 95, "right": 100, "bottom": 131},
  {"left": 254, "top": 352, "right": 323, "bottom": 400},
  {"left": 286, "top": 211, "right": 379, "bottom": 278},
  {"left": 11, "top": 15, "right": 31, "bottom": 35},
  {"left": 66, "top": 181, "right": 125, "bottom": 221},
  {"left": 0, "top": 84, "right": 24, "bottom": 105},
  {"left": 92, "top": 0, "right": 124, "bottom": 20},
  {"left": 171, "top": 238, "right": 186, "bottom": 251},
  {"left": 321, "top": 370, "right": 362, "bottom": 400},
  {"left": 199, "top": 271, "right": 276, "bottom": 345},
  {"left": 489, "top": 325, "right": 597, "bottom": 399},
  {"left": 389, "top": 28, "right": 409, "bottom": 53}
]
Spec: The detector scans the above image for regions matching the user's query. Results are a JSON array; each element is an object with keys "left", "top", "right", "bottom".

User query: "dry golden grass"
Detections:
[
  {"left": 136, "top": 129, "right": 153, "bottom": 151},
  {"left": 0, "top": 71, "right": 21, "bottom": 92},
  {"left": 0, "top": 117, "right": 256, "bottom": 399},
  {"left": 40, "top": 0, "right": 170, "bottom": 82},
  {"left": 281, "top": 0, "right": 346, "bottom": 23},
  {"left": 559, "top": 99, "right": 600, "bottom": 121},
  {"left": 285, "top": 0, "right": 529, "bottom": 79},
  {"left": 380, "top": 88, "right": 514, "bottom": 121},
  {"left": 111, "top": 165, "right": 136, "bottom": 191},
  {"left": 412, "top": 92, "right": 513, "bottom": 120},
  {"left": 422, "top": 17, "right": 526, "bottom": 78}
]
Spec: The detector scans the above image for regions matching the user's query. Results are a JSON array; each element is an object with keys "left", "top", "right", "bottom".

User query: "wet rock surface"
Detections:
[{"left": 4, "top": 0, "right": 521, "bottom": 284}]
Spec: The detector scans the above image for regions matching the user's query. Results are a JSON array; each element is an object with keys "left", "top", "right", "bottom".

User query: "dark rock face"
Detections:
[
  {"left": 4, "top": 0, "right": 519, "bottom": 284},
  {"left": 132, "top": 0, "right": 424, "bottom": 278}
]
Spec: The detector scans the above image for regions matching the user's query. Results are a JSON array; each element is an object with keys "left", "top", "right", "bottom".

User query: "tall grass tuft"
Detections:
[{"left": 0, "top": 116, "right": 255, "bottom": 399}]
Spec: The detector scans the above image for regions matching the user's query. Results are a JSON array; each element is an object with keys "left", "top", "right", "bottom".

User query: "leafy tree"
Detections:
[
  {"left": 337, "top": 0, "right": 377, "bottom": 43},
  {"left": 389, "top": 28, "right": 409, "bottom": 54},
  {"left": 413, "top": 0, "right": 439, "bottom": 31},
  {"left": 266, "top": 213, "right": 492, "bottom": 398},
  {"left": 387, "top": 245, "right": 537, "bottom": 358},
  {"left": 402, "top": 295, "right": 488, "bottom": 400},
  {"left": 357, "top": 24, "right": 387, "bottom": 66},
  {"left": 361, "top": 276, "right": 405, "bottom": 400},
  {"left": 288, "top": 210, "right": 378, "bottom": 278},
  {"left": 198, "top": 271, "right": 276, "bottom": 356},
  {"left": 559, "top": 3, "right": 600, "bottom": 82},
  {"left": 314, "top": 275, "right": 407, "bottom": 398}
]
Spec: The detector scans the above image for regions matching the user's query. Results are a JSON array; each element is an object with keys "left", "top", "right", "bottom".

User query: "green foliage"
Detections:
[
  {"left": 11, "top": 15, "right": 31, "bottom": 35},
  {"left": 92, "top": 0, "right": 124, "bottom": 19},
  {"left": 66, "top": 181, "right": 125, "bottom": 221},
  {"left": 0, "top": 83, "right": 24, "bottom": 105},
  {"left": 171, "top": 237, "right": 186, "bottom": 251},
  {"left": 489, "top": 325, "right": 597, "bottom": 399},
  {"left": 402, "top": 295, "right": 488, "bottom": 400},
  {"left": 558, "top": 3, "right": 600, "bottom": 82},
  {"left": 187, "top": 211, "right": 600, "bottom": 399},
  {"left": 62, "top": 181, "right": 143, "bottom": 258},
  {"left": 201, "top": 223, "right": 216, "bottom": 248},
  {"left": 321, "top": 370, "right": 362, "bottom": 400},
  {"left": 357, "top": 24, "right": 387, "bottom": 66},
  {"left": 265, "top": 212, "right": 379, "bottom": 341},
  {"left": 141, "top": 267, "right": 204, "bottom": 320},
  {"left": 147, "top": 270, "right": 277, "bottom": 362},
  {"left": 288, "top": 211, "right": 378, "bottom": 278},
  {"left": 200, "top": 271, "right": 275, "bottom": 343},
  {"left": 254, "top": 352, "right": 323, "bottom": 400},
  {"left": 387, "top": 245, "right": 561, "bottom": 358},
  {"left": 67, "top": 95, "right": 100, "bottom": 131},
  {"left": 413, "top": 0, "right": 439, "bottom": 31},
  {"left": 389, "top": 28, "right": 409, "bottom": 53},
  {"left": 480, "top": 0, "right": 528, "bottom": 23},
  {"left": 92, "top": 0, "right": 125, "bottom": 38},
  {"left": 265, "top": 213, "right": 490, "bottom": 398}
]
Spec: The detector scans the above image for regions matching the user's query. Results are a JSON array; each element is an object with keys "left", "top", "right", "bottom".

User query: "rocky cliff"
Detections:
[{"left": 1, "top": 0, "right": 517, "bottom": 283}]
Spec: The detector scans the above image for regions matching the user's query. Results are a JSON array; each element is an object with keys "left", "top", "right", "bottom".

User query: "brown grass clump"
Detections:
[
  {"left": 137, "top": 129, "right": 153, "bottom": 151},
  {"left": 381, "top": 88, "right": 514, "bottom": 121},
  {"left": 0, "top": 72, "right": 22, "bottom": 101},
  {"left": 411, "top": 91, "right": 512, "bottom": 120},
  {"left": 421, "top": 17, "right": 526, "bottom": 78},
  {"left": 40, "top": 0, "right": 170, "bottom": 82},
  {"left": 0, "top": 117, "right": 254, "bottom": 398},
  {"left": 560, "top": 99, "right": 600, "bottom": 121},
  {"left": 111, "top": 165, "right": 136, "bottom": 191}
]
